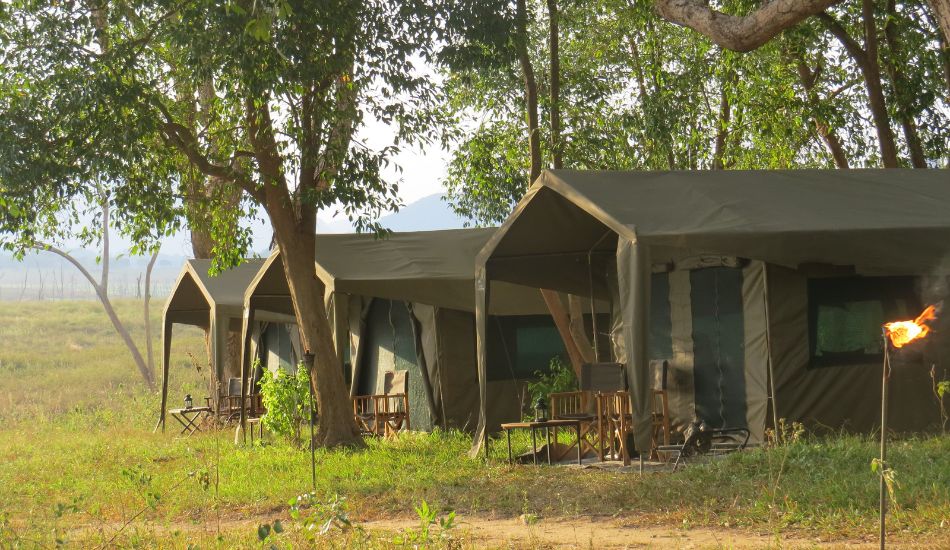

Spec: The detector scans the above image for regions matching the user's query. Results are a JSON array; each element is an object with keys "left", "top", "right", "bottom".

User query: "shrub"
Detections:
[
  {"left": 258, "top": 361, "right": 312, "bottom": 445},
  {"left": 525, "top": 355, "right": 576, "bottom": 419}
]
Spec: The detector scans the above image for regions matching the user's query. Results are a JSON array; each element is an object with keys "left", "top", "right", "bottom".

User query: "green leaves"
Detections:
[{"left": 258, "top": 360, "right": 312, "bottom": 445}]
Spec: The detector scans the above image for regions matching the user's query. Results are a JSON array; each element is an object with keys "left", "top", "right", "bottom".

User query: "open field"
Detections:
[{"left": 1, "top": 299, "right": 949, "bottom": 548}]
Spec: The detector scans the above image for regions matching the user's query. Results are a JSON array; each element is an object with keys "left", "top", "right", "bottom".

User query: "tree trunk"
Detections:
[
  {"left": 930, "top": 0, "right": 950, "bottom": 49},
  {"left": 516, "top": 0, "right": 542, "bottom": 182},
  {"left": 884, "top": 0, "right": 927, "bottom": 168},
  {"left": 712, "top": 75, "right": 732, "bottom": 169},
  {"left": 654, "top": 0, "right": 844, "bottom": 52},
  {"left": 820, "top": 8, "right": 900, "bottom": 167},
  {"left": 540, "top": 290, "right": 587, "bottom": 377},
  {"left": 547, "top": 0, "right": 562, "bottom": 170},
  {"left": 144, "top": 250, "right": 159, "bottom": 374},
  {"left": 567, "top": 294, "right": 595, "bottom": 363},
  {"left": 795, "top": 61, "right": 851, "bottom": 168},
  {"left": 271, "top": 217, "right": 360, "bottom": 447}
]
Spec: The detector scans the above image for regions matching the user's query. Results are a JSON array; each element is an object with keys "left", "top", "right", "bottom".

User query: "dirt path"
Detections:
[
  {"left": 67, "top": 512, "right": 943, "bottom": 548},
  {"left": 363, "top": 515, "right": 935, "bottom": 549}
]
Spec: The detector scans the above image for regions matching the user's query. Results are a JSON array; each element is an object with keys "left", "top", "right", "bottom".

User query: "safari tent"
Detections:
[
  {"left": 158, "top": 258, "right": 266, "bottom": 429},
  {"left": 241, "top": 229, "right": 557, "bottom": 433},
  {"left": 474, "top": 169, "right": 950, "bottom": 454}
]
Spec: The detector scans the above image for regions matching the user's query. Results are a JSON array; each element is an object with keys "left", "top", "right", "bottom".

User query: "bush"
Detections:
[
  {"left": 258, "top": 361, "right": 312, "bottom": 445},
  {"left": 525, "top": 355, "right": 576, "bottom": 419}
]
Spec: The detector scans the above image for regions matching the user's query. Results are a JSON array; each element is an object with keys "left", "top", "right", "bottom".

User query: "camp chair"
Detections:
[
  {"left": 352, "top": 370, "right": 410, "bottom": 437},
  {"left": 596, "top": 390, "right": 633, "bottom": 465},
  {"left": 206, "top": 377, "right": 245, "bottom": 424},
  {"left": 549, "top": 362, "right": 627, "bottom": 461},
  {"left": 650, "top": 360, "right": 672, "bottom": 460},
  {"left": 658, "top": 420, "right": 751, "bottom": 472}
]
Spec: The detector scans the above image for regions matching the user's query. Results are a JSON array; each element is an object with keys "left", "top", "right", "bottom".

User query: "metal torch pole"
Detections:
[
  {"left": 304, "top": 351, "right": 317, "bottom": 492},
  {"left": 879, "top": 330, "right": 890, "bottom": 550}
]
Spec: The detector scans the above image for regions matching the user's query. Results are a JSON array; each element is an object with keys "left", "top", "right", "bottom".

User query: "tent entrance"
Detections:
[
  {"left": 689, "top": 266, "right": 747, "bottom": 430},
  {"left": 357, "top": 299, "right": 434, "bottom": 432}
]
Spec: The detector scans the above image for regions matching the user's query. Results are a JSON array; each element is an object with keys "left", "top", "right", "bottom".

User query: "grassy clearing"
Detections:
[{"left": 1, "top": 300, "right": 948, "bottom": 548}]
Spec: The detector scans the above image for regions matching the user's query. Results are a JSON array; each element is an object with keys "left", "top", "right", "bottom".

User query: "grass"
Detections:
[{"left": 1, "top": 299, "right": 948, "bottom": 548}]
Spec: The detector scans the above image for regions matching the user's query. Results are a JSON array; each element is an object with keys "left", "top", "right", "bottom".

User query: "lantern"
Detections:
[
  {"left": 184, "top": 394, "right": 193, "bottom": 409},
  {"left": 534, "top": 397, "right": 548, "bottom": 422}
]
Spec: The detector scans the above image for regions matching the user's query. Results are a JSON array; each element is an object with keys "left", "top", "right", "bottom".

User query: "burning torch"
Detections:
[{"left": 879, "top": 304, "right": 938, "bottom": 549}]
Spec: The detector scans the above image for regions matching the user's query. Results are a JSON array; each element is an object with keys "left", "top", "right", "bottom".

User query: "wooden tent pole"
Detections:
[{"left": 762, "top": 264, "right": 780, "bottom": 437}]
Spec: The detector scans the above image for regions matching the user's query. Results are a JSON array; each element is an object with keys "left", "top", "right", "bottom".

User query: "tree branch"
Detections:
[{"left": 655, "top": 0, "right": 845, "bottom": 52}]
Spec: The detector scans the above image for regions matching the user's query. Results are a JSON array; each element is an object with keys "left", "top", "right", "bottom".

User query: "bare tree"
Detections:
[{"left": 32, "top": 194, "right": 160, "bottom": 390}]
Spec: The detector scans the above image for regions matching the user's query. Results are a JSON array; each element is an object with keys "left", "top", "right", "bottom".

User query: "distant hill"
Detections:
[
  {"left": 317, "top": 193, "right": 471, "bottom": 233},
  {"left": 0, "top": 193, "right": 476, "bottom": 300}
]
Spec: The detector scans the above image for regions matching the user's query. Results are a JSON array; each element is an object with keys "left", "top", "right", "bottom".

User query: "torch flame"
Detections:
[{"left": 884, "top": 305, "right": 938, "bottom": 349}]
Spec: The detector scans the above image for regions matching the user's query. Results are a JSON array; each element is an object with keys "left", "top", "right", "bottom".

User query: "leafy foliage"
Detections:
[
  {"left": 437, "top": 0, "right": 950, "bottom": 224},
  {"left": 525, "top": 355, "right": 576, "bottom": 419},
  {"left": 258, "top": 362, "right": 312, "bottom": 445}
]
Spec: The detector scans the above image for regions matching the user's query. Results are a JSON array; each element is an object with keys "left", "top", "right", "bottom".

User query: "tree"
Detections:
[
  {"left": 0, "top": 179, "right": 166, "bottom": 389},
  {"left": 0, "top": 0, "right": 444, "bottom": 447},
  {"left": 653, "top": 0, "right": 844, "bottom": 52}
]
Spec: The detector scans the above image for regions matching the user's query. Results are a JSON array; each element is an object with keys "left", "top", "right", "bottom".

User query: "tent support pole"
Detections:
[
  {"left": 156, "top": 319, "right": 173, "bottom": 433},
  {"left": 588, "top": 230, "right": 612, "bottom": 362},
  {"left": 239, "top": 299, "right": 256, "bottom": 444},
  {"left": 762, "top": 264, "right": 780, "bottom": 438}
]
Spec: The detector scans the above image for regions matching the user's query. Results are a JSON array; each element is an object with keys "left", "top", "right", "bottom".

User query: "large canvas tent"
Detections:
[
  {"left": 241, "top": 229, "right": 556, "bottom": 434},
  {"left": 159, "top": 258, "right": 267, "bottom": 429},
  {"left": 474, "top": 169, "right": 950, "bottom": 454}
]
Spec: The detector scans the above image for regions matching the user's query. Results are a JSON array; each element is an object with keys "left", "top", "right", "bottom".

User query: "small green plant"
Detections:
[
  {"left": 525, "top": 355, "right": 576, "bottom": 419},
  {"left": 287, "top": 492, "right": 361, "bottom": 543},
  {"left": 930, "top": 365, "right": 949, "bottom": 434},
  {"left": 258, "top": 360, "right": 312, "bottom": 445},
  {"left": 393, "top": 500, "right": 457, "bottom": 546},
  {"left": 871, "top": 457, "right": 899, "bottom": 507}
]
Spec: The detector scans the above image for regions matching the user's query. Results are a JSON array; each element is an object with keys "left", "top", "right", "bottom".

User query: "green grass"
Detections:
[{"left": 1, "top": 299, "right": 948, "bottom": 548}]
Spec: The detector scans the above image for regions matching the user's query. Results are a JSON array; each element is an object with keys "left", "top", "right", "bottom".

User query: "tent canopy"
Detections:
[
  {"left": 165, "top": 259, "right": 267, "bottom": 324},
  {"left": 483, "top": 169, "right": 950, "bottom": 284},
  {"left": 474, "top": 168, "right": 950, "bottom": 453},
  {"left": 160, "top": 258, "right": 266, "bottom": 430},
  {"left": 245, "top": 229, "right": 548, "bottom": 316}
]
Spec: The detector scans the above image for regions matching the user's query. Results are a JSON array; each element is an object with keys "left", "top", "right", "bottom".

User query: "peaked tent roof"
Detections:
[
  {"left": 247, "top": 228, "right": 546, "bottom": 315},
  {"left": 165, "top": 258, "right": 267, "bottom": 325},
  {"left": 482, "top": 169, "right": 950, "bottom": 277}
]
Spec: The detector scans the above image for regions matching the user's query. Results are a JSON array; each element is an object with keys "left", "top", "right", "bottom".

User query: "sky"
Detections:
[{"left": 66, "top": 122, "right": 454, "bottom": 257}]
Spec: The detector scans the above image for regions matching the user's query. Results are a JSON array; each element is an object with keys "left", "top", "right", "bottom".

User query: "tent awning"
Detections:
[
  {"left": 483, "top": 169, "right": 950, "bottom": 277},
  {"left": 244, "top": 229, "right": 549, "bottom": 316}
]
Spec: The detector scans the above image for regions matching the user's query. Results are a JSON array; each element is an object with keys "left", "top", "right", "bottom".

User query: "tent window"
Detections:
[
  {"left": 486, "top": 315, "right": 567, "bottom": 381},
  {"left": 808, "top": 276, "right": 918, "bottom": 368}
]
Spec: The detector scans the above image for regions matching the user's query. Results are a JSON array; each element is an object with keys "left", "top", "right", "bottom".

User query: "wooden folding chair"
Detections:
[
  {"left": 549, "top": 362, "right": 628, "bottom": 462},
  {"left": 596, "top": 390, "right": 633, "bottom": 466},
  {"left": 352, "top": 370, "right": 410, "bottom": 437},
  {"left": 650, "top": 360, "right": 672, "bottom": 460},
  {"left": 206, "top": 377, "right": 245, "bottom": 424},
  {"left": 549, "top": 391, "right": 598, "bottom": 460}
]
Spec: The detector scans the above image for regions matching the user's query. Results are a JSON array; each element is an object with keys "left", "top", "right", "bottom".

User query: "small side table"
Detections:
[
  {"left": 500, "top": 419, "right": 583, "bottom": 465},
  {"left": 168, "top": 406, "right": 212, "bottom": 436}
]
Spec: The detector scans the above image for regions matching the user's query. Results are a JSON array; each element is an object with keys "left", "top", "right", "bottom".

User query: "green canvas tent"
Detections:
[
  {"left": 158, "top": 258, "right": 266, "bottom": 429},
  {"left": 240, "top": 229, "right": 557, "bottom": 434},
  {"left": 474, "top": 169, "right": 950, "bottom": 454}
]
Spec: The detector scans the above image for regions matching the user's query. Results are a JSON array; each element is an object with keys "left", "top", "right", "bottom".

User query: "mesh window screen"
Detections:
[
  {"left": 486, "top": 315, "right": 566, "bottom": 381},
  {"left": 808, "top": 276, "right": 918, "bottom": 368}
]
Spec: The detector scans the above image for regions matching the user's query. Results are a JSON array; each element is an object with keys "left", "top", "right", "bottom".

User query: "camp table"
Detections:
[
  {"left": 500, "top": 419, "right": 582, "bottom": 466},
  {"left": 168, "top": 406, "right": 212, "bottom": 436}
]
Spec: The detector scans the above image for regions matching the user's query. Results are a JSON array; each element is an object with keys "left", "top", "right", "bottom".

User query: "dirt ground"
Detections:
[{"left": 364, "top": 514, "right": 947, "bottom": 549}]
